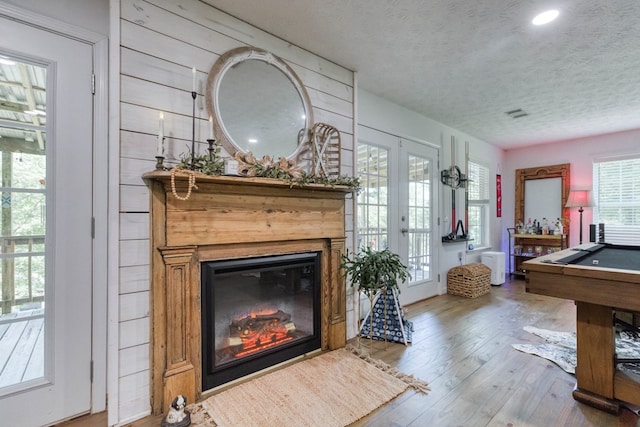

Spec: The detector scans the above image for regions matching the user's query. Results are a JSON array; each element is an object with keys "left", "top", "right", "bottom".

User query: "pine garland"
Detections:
[{"left": 170, "top": 142, "right": 361, "bottom": 200}]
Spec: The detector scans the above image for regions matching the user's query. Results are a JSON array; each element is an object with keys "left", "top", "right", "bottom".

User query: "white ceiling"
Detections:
[{"left": 201, "top": 0, "right": 640, "bottom": 149}]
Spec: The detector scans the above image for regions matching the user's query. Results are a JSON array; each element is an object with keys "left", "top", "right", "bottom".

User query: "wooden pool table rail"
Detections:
[{"left": 524, "top": 247, "right": 640, "bottom": 413}]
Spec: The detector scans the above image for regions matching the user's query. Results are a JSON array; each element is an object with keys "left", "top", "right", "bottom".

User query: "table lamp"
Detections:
[{"left": 565, "top": 189, "right": 593, "bottom": 244}]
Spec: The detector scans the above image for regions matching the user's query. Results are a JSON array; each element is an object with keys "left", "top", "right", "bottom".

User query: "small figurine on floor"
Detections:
[{"left": 161, "top": 395, "right": 191, "bottom": 427}]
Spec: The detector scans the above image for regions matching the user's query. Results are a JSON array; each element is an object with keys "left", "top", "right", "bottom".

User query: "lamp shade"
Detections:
[{"left": 565, "top": 190, "right": 593, "bottom": 208}]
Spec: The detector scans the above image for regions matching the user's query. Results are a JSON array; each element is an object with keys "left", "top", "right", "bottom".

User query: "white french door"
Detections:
[
  {"left": 0, "top": 15, "right": 93, "bottom": 426},
  {"left": 357, "top": 126, "right": 439, "bottom": 305}
]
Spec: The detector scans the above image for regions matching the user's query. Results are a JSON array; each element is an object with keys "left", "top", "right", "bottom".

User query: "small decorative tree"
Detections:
[
  {"left": 340, "top": 246, "right": 411, "bottom": 348},
  {"left": 340, "top": 246, "right": 410, "bottom": 297}
]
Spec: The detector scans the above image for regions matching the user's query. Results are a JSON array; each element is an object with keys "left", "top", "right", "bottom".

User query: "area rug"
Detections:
[
  {"left": 185, "top": 345, "right": 429, "bottom": 426},
  {"left": 512, "top": 326, "right": 640, "bottom": 377}
]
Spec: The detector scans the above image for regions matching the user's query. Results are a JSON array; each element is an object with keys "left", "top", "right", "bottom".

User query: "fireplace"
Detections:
[
  {"left": 201, "top": 253, "right": 321, "bottom": 389},
  {"left": 144, "top": 172, "right": 350, "bottom": 414}
]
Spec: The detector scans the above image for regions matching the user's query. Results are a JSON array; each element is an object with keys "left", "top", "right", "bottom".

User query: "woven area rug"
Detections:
[{"left": 185, "top": 345, "right": 429, "bottom": 426}]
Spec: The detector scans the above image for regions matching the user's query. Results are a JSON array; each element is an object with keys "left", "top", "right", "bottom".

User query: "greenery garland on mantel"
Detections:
[{"left": 167, "top": 143, "right": 360, "bottom": 200}]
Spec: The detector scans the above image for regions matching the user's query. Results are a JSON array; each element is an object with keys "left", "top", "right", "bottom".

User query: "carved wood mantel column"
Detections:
[
  {"left": 154, "top": 246, "right": 199, "bottom": 412},
  {"left": 328, "top": 238, "right": 346, "bottom": 348},
  {"left": 144, "top": 172, "right": 352, "bottom": 414}
]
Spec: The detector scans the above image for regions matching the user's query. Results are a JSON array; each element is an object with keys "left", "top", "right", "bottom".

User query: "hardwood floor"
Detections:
[
  {"left": 351, "top": 278, "right": 639, "bottom": 427},
  {"left": 58, "top": 277, "right": 639, "bottom": 426}
]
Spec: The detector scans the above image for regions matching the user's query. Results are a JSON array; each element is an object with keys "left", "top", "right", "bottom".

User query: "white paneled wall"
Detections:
[{"left": 117, "top": 0, "right": 354, "bottom": 423}]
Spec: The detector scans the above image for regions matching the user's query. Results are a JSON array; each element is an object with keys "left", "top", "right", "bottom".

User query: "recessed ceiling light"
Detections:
[{"left": 532, "top": 9, "right": 559, "bottom": 25}]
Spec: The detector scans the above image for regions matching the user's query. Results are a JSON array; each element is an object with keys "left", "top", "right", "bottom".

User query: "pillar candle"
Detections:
[
  {"left": 209, "top": 115, "right": 215, "bottom": 140},
  {"left": 192, "top": 67, "right": 196, "bottom": 93},
  {"left": 157, "top": 112, "right": 164, "bottom": 157}
]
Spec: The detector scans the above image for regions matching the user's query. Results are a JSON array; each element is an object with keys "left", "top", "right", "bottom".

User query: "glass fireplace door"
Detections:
[{"left": 201, "top": 253, "right": 321, "bottom": 389}]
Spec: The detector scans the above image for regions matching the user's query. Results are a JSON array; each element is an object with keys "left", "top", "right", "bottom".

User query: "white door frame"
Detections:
[
  {"left": 0, "top": 3, "right": 109, "bottom": 415},
  {"left": 357, "top": 125, "right": 440, "bottom": 305},
  {"left": 397, "top": 137, "right": 440, "bottom": 303}
]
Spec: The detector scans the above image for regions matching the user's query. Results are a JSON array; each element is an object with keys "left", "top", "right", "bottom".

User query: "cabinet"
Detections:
[{"left": 507, "top": 228, "right": 566, "bottom": 277}]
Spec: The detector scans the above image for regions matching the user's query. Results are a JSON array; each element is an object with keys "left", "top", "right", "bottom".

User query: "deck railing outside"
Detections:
[{"left": 0, "top": 234, "right": 45, "bottom": 314}]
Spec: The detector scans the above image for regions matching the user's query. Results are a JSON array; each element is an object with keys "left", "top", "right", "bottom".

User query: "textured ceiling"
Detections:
[{"left": 201, "top": 0, "right": 640, "bottom": 149}]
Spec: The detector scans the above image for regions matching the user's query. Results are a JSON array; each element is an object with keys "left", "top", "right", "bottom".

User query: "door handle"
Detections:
[{"left": 401, "top": 228, "right": 409, "bottom": 235}]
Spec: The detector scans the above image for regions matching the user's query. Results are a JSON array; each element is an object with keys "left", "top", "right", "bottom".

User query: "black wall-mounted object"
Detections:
[
  {"left": 440, "top": 165, "right": 468, "bottom": 189},
  {"left": 589, "top": 223, "right": 605, "bottom": 243}
]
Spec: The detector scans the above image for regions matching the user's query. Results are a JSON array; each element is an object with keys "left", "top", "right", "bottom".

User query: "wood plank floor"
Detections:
[
  {"left": 59, "top": 278, "right": 640, "bottom": 426},
  {"left": 0, "top": 308, "right": 44, "bottom": 388}
]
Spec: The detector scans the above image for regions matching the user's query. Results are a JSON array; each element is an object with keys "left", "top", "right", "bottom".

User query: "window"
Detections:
[
  {"left": 356, "top": 143, "right": 389, "bottom": 250},
  {"left": 407, "top": 154, "right": 432, "bottom": 282},
  {"left": 593, "top": 156, "right": 640, "bottom": 244},
  {"left": 467, "top": 161, "right": 490, "bottom": 249}
]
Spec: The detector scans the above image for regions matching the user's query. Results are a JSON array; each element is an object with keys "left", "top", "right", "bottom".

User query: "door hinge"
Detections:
[
  {"left": 91, "top": 217, "right": 95, "bottom": 238},
  {"left": 90, "top": 360, "right": 94, "bottom": 382},
  {"left": 91, "top": 72, "right": 95, "bottom": 95},
  {"left": 437, "top": 217, "right": 440, "bottom": 226},
  {"left": 438, "top": 273, "right": 440, "bottom": 282}
]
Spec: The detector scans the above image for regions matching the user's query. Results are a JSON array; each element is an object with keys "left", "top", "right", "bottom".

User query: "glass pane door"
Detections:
[
  {"left": 1, "top": 16, "right": 93, "bottom": 425},
  {"left": 357, "top": 127, "right": 439, "bottom": 305},
  {"left": 406, "top": 154, "right": 431, "bottom": 283},
  {"left": 357, "top": 143, "right": 389, "bottom": 250},
  {"left": 0, "top": 57, "right": 47, "bottom": 389},
  {"left": 398, "top": 138, "right": 438, "bottom": 306}
]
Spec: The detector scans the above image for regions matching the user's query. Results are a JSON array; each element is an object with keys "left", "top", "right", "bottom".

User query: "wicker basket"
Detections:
[{"left": 447, "top": 263, "right": 491, "bottom": 298}]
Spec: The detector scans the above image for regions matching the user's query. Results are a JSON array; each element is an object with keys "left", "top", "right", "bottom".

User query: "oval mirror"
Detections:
[{"left": 206, "top": 47, "right": 313, "bottom": 160}]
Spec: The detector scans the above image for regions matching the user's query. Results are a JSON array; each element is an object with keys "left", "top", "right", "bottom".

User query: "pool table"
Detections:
[{"left": 524, "top": 243, "right": 640, "bottom": 414}]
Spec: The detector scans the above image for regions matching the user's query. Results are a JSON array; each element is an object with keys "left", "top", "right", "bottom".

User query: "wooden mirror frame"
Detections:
[{"left": 515, "top": 163, "right": 571, "bottom": 241}]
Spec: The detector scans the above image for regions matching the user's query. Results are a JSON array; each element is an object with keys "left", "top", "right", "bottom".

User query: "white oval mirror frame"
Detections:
[{"left": 205, "top": 47, "right": 314, "bottom": 160}]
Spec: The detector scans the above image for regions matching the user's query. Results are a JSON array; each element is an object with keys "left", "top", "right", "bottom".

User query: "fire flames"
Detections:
[{"left": 228, "top": 309, "right": 295, "bottom": 357}]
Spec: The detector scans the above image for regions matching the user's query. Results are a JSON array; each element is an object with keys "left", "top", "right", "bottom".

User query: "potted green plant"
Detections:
[
  {"left": 340, "top": 246, "right": 410, "bottom": 297},
  {"left": 341, "top": 246, "right": 412, "bottom": 347}
]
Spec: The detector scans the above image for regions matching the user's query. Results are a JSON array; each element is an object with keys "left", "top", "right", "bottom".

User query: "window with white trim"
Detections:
[
  {"left": 356, "top": 143, "right": 389, "bottom": 250},
  {"left": 467, "top": 161, "right": 490, "bottom": 249},
  {"left": 593, "top": 156, "right": 640, "bottom": 245}
]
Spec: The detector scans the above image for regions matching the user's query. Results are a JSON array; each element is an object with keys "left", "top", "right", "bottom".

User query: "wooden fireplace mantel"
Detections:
[{"left": 144, "top": 171, "right": 351, "bottom": 414}]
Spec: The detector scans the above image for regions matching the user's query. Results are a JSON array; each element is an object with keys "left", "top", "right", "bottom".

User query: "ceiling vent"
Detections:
[{"left": 506, "top": 108, "right": 528, "bottom": 119}]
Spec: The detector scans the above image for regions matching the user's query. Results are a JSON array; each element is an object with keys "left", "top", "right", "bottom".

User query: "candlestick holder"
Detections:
[
  {"left": 206, "top": 138, "right": 217, "bottom": 161},
  {"left": 155, "top": 155, "right": 165, "bottom": 170},
  {"left": 190, "top": 90, "right": 197, "bottom": 170}
]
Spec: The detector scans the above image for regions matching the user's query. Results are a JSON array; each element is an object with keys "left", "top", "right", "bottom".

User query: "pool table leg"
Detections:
[{"left": 572, "top": 301, "right": 619, "bottom": 414}]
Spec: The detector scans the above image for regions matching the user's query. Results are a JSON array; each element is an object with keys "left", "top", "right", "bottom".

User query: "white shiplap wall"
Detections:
[{"left": 117, "top": 0, "right": 355, "bottom": 423}]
